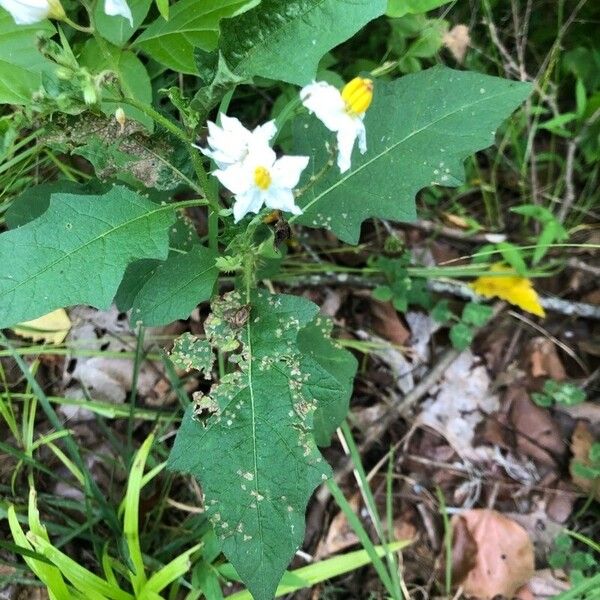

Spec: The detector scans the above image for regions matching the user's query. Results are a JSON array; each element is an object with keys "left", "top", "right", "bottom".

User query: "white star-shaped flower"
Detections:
[
  {"left": 214, "top": 144, "right": 309, "bottom": 223},
  {"left": 300, "top": 77, "right": 374, "bottom": 173},
  {"left": 199, "top": 114, "right": 277, "bottom": 170}
]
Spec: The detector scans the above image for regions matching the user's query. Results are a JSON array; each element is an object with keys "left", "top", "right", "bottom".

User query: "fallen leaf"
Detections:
[
  {"left": 523, "top": 569, "right": 570, "bottom": 598},
  {"left": 528, "top": 337, "right": 566, "bottom": 380},
  {"left": 12, "top": 309, "right": 71, "bottom": 345},
  {"left": 509, "top": 388, "right": 565, "bottom": 466},
  {"left": 470, "top": 264, "right": 545, "bottom": 317},
  {"left": 314, "top": 494, "right": 360, "bottom": 558},
  {"left": 450, "top": 515, "right": 478, "bottom": 585},
  {"left": 569, "top": 420, "right": 600, "bottom": 500},
  {"left": 371, "top": 300, "right": 410, "bottom": 346},
  {"left": 451, "top": 509, "right": 535, "bottom": 599},
  {"left": 443, "top": 24, "right": 471, "bottom": 62},
  {"left": 418, "top": 350, "right": 499, "bottom": 460}
]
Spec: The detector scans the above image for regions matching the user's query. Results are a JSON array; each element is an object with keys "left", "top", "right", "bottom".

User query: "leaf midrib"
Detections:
[{"left": 294, "top": 87, "right": 521, "bottom": 218}]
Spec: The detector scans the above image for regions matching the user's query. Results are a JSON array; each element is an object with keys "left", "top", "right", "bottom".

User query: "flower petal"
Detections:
[
  {"left": 214, "top": 163, "right": 253, "bottom": 195},
  {"left": 245, "top": 143, "right": 277, "bottom": 170},
  {"left": 0, "top": 0, "right": 51, "bottom": 24},
  {"left": 271, "top": 155, "right": 309, "bottom": 189},
  {"left": 252, "top": 120, "right": 277, "bottom": 144},
  {"left": 356, "top": 119, "right": 367, "bottom": 154},
  {"left": 336, "top": 123, "right": 359, "bottom": 173},
  {"left": 300, "top": 81, "right": 347, "bottom": 132},
  {"left": 264, "top": 187, "right": 302, "bottom": 215},
  {"left": 233, "top": 189, "right": 264, "bottom": 222},
  {"left": 104, "top": 0, "right": 133, "bottom": 26}
]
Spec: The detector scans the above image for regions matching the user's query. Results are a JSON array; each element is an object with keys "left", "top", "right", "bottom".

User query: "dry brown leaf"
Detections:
[
  {"left": 451, "top": 509, "right": 535, "bottom": 599},
  {"left": 569, "top": 420, "right": 600, "bottom": 500},
  {"left": 371, "top": 300, "right": 410, "bottom": 346},
  {"left": 314, "top": 494, "right": 360, "bottom": 558},
  {"left": 443, "top": 24, "right": 471, "bottom": 62},
  {"left": 523, "top": 569, "right": 570, "bottom": 598},
  {"left": 509, "top": 388, "right": 565, "bottom": 466},
  {"left": 450, "top": 515, "right": 478, "bottom": 585},
  {"left": 442, "top": 212, "right": 471, "bottom": 229},
  {"left": 528, "top": 337, "right": 566, "bottom": 380}
]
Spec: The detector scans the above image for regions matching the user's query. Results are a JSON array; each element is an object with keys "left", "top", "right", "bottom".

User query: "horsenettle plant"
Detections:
[{"left": 0, "top": 0, "right": 532, "bottom": 598}]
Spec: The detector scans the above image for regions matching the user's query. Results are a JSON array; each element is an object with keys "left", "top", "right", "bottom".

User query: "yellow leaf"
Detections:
[
  {"left": 12, "top": 309, "right": 72, "bottom": 345},
  {"left": 470, "top": 264, "right": 545, "bottom": 317}
]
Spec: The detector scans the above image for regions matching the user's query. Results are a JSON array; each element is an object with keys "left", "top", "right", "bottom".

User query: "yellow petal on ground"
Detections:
[
  {"left": 12, "top": 309, "right": 72, "bottom": 345},
  {"left": 470, "top": 264, "right": 545, "bottom": 318}
]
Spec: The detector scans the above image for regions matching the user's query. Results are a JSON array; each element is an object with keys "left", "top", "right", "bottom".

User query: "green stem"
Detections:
[{"left": 62, "top": 16, "right": 94, "bottom": 33}]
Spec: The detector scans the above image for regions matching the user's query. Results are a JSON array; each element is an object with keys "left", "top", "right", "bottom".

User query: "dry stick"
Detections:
[{"left": 279, "top": 273, "right": 600, "bottom": 320}]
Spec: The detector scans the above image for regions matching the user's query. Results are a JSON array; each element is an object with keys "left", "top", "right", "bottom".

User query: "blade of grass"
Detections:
[
  {"left": 226, "top": 540, "right": 410, "bottom": 599},
  {"left": 123, "top": 433, "right": 154, "bottom": 594}
]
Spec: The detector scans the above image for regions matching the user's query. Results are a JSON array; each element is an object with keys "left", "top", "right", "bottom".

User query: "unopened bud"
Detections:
[{"left": 115, "top": 107, "right": 126, "bottom": 133}]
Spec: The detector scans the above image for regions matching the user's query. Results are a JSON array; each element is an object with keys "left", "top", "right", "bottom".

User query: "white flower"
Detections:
[
  {"left": 0, "top": 0, "right": 64, "bottom": 24},
  {"left": 199, "top": 114, "right": 277, "bottom": 170},
  {"left": 104, "top": 0, "right": 132, "bottom": 26},
  {"left": 214, "top": 144, "right": 309, "bottom": 223},
  {"left": 300, "top": 77, "right": 374, "bottom": 174}
]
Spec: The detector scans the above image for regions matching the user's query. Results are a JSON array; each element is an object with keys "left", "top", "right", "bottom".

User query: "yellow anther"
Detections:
[
  {"left": 341, "top": 77, "right": 373, "bottom": 115},
  {"left": 253, "top": 166, "right": 272, "bottom": 190}
]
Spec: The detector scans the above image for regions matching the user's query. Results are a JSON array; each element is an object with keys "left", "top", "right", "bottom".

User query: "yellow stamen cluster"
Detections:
[
  {"left": 341, "top": 77, "right": 374, "bottom": 115},
  {"left": 253, "top": 166, "right": 272, "bottom": 190}
]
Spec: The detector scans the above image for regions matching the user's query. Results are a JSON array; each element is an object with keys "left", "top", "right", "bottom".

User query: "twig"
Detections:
[{"left": 278, "top": 273, "right": 600, "bottom": 320}]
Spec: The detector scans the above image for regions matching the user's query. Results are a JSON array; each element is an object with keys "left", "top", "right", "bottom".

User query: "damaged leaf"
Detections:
[{"left": 168, "top": 290, "right": 356, "bottom": 600}]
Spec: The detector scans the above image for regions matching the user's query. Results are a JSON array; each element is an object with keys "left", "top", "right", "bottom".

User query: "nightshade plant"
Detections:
[{"left": 0, "top": 0, "right": 532, "bottom": 598}]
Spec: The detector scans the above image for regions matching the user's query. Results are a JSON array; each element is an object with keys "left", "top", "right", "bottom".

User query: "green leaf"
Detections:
[
  {"left": 386, "top": 0, "right": 452, "bottom": 17},
  {"left": 372, "top": 285, "right": 394, "bottom": 302},
  {"left": 156, "top": 0, "right": 169, "bottom": 20},
  {"left": 5, "top": 181, "right": 109, "bottom": 229},
  {"left": 531, "top": 392, "right": 553, "bottom": 408},
  {"left": 0, "top": 11, "right": 54, "bottom": 104},
  {"left": 0, "top": 185, "right": 175, "bottom": 328},
  {"left": 431, "top": 299, "right": 453, "bottom": 323},
  {"left": 131, "top": 246, "right": 218, "bottom": 326},
  {"left": 461, "top": 303, "right": 493, "bottom": 327},
  {"left": 79, "top": 40, "right": 153, "bottom": 130},
  {"left": 169, "top": 290, "right": 355, "bottom": 600},
  {"left": 209, "top": 0, "right": 386, "bottom": 86},
  {"left": 296, "top": 316, "right": 357, "bottom": 446},
  {"left": 133, "top": 0, "right": 259, "bottom": 74},
  {"left": 293, "top": 67, "right": 532, "bottom": 244},
  {"left": 497, "top": 241, "right": 527, "bottom": 275},
  {"left": 191, "top": 50, "right": 247, "bottom": 114},
  {"left": 449, "top": 322, "right": 473, "bottom": 350},
  {"left": 95, "top": 0, "right": 152, "bottom": 47}
]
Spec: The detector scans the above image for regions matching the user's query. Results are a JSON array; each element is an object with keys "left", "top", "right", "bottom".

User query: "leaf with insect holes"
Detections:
[
  {"left": 168, "top": 290, "right": 356, "bottom": 600},
  {"left": 292, "top": 67, "right": 531, "bottom": 244},
  {"left": 0, "top": 186, "right": 174, "bottom": 328},
  {"left": 170, "top": 333, "right": 214, "bottom": 375}
]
